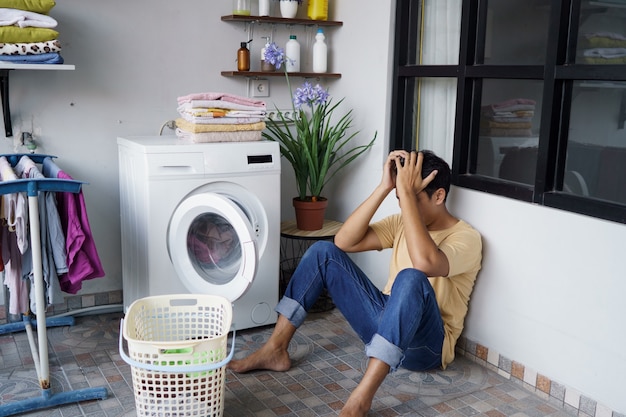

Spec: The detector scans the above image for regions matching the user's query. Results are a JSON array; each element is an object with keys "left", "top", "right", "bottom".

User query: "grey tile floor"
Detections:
[{"left": 0, "top": 308, "right": 577, "bottom": 417}]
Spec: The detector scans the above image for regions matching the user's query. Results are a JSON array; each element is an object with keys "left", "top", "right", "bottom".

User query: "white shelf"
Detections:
[{"left": 0, "top": 63, "right": 74, "bottom": 70}]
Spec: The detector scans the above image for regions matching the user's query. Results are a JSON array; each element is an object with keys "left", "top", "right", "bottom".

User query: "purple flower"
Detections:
[
  {"left": 263, "top": 42, "right": 285, "bottom": 70},
  {"left": 293, "top": 82, "right": 329, "bottom": 110}
]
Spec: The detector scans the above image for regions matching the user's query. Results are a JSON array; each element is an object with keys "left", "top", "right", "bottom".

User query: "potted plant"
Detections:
[{"left": 262, "top": 42, "right": 377, "bottom": 230}]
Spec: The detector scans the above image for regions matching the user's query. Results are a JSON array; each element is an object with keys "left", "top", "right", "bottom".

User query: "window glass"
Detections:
[
  {"left": 577, "top": 1, "right": 626, "bottom": 65},
  {"left": 482, "top": 0, "right": 550, "bottom": 65},
  {"left": 407, "top": 0, "right": 462, "bottom": 65},
  {"left": 414, "top": 78, "right": 458, "bottom": 161},
  {"left": 564, "top": 81, "right": 626, "bottom": 204},
  {"left": 475, "top": 79, "right": 543, "bottom": 183}
]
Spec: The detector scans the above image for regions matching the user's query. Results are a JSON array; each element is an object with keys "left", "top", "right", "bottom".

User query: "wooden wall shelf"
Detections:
[
  {"left": 221, "top": 71, "right": 341, "bottom": 79},
  {"left": 221, "top": 15, "right": 343, "bottom": 26}
]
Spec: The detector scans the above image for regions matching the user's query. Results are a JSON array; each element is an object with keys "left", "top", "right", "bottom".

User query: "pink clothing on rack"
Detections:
[
  {"left": 55, "top": 170, "right": 105, "bottom": 294},
  {"left": 176, "top": 92, "right": 266, "bottom": 108}
]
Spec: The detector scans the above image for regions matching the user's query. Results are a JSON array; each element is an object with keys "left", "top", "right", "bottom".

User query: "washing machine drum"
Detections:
[{"left": 167, "top": 192, "right": 258, "bottom": 302}]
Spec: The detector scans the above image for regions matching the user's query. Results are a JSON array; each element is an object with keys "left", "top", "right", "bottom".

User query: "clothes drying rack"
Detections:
[{"left": 0, "top": 154, "right": 107, "bottom": 416}]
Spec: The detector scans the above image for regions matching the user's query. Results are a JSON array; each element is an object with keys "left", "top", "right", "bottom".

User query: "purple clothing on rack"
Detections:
[{"left": 54, "top": 170, "right": 105, "bottom": 293}]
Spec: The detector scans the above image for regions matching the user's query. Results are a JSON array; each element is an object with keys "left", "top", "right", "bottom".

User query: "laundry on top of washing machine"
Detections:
[
  {"left": 118, "top": 136, "right": 281, "bottom": 331},
  {"left": 175, "top": 91, "right": 267, "bottom": 143}
]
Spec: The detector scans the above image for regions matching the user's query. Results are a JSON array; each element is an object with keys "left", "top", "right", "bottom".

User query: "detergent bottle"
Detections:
[
  {"left": 285, "top": 35, "right": 300, "bottom": 73},
  {"left": 312, "top": 28, "right": 327, "bottom": 73},
  {"left": 308, "top": 0, "right": 328, "bottom": 20}
]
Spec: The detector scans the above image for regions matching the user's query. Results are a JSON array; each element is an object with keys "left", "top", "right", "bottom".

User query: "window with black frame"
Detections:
[{"left": 391, "top": 0, "right": 626, "bottom": 223}]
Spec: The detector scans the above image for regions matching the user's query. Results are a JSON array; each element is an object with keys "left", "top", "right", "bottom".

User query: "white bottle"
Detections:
[
  {"left": 259, "top": 0, "right": 270, "bottom": 16},
  {"left": 313, "top": 28, "right": 327, "bottom": 73},
  {"left": 285, "top": 35, "right": 300, "bottom": 73}
]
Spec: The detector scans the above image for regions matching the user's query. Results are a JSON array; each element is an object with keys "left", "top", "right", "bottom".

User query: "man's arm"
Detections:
[{"left": 334, "top": 152, "right": 399, "bottom": 253}]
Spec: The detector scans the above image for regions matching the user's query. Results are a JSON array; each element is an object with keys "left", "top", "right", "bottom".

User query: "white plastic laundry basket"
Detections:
[{"left": 119, "top": 294, "right": 235, "bottom": 417}]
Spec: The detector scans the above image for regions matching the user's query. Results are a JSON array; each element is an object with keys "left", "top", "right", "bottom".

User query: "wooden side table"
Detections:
[{"left": 280, "top": 219, "right": 343, "bottom": 312}]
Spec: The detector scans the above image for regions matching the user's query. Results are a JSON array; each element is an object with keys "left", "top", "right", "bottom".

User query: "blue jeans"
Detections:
[{"left": 276, "top": 241, "right": 444, "bottom": 371}]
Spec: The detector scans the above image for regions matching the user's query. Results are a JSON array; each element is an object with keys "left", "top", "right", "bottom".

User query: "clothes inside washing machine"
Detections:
[{"left": 187, "top": 213, "right": 242, "bottom": 284}]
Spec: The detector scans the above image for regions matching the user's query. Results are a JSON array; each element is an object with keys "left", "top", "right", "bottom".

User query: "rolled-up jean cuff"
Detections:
[
  {"left": 275, "top": 296, "right": 307, "bottom": 328},
  {"left": 365, "top": 334, "right": 404, "bottom": 371}
]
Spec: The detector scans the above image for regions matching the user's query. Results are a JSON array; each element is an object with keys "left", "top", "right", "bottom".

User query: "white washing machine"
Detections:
[{"left": 117, "top": 136, "right": 280, "bottom": 330}]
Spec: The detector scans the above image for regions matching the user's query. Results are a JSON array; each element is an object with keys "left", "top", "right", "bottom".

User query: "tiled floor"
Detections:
[{"left": 0, "top": 308, "right": 577, "bottom": 417}]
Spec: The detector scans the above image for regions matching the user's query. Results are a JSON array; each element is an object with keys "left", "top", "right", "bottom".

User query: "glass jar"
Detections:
[{"left": 233, "top": 0, "right": 251, "bottom": 16}]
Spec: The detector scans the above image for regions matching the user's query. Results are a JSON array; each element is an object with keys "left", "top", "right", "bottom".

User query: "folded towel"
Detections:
[
  {"left": 178, "top": 100, "right": 266, "bottom": 113},
  {"left": 177, "top": 92, "right": 266, "bottom": 108},
  {"left": 0, "top": 8, "right": 57, "bottom": 28},
  {"left": 176, "top": 118, "right": 265, "bottom": 133},
  {"left": 0, "top": 39, "right": 60, "bottom": 55},
  {"left": 0, "top": 26, "right": 58, "bottom": 43},
  {"left": 584, "top": 47, "right": 626, "bottom": 59},
  {"left": 178, "top": 114, "right": 263, "bottom": 125},
  {"left": 0, "top": 0, "right": 56, "bottom": 14},
  {"left": 0, "top": 51, "right": 62, "bottom": 63},
  {"left": 176, "top": 128, "right": 263, "bottom": 143},
  {"left": 178, "top": 106, "right": 266, "bottom": 119}
]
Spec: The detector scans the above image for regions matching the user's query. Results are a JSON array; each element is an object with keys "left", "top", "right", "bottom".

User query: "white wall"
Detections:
[
  {"left": 1, "top": 0, "right": 624, "bottom": 414},
  {"left": 449, "top": 188, "right": 626, "bottom": 413}
]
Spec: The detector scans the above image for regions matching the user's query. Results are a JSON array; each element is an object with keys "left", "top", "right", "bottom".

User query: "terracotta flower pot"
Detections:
[{"left": 292, "top": 197, "right": 328, "bottom": 231}]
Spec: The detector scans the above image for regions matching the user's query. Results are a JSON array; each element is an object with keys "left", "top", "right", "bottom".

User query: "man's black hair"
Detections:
[{"left": 420, "top": 150, "right": 451, "bottom": 201}]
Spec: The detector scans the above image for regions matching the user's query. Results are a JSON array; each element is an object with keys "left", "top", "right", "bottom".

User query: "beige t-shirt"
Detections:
[{"left": 370, "top": 214, "right": 482, "bottom": 369}]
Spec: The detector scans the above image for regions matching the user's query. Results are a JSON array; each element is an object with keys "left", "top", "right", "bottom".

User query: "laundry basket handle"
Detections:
[{"left": 118, "top": 318, "right": 236, "bottom": 373}]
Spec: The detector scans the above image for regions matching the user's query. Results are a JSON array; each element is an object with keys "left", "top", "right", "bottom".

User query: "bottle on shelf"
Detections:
[
  {"left": 259, "top": 0, "right": 270, "bottom": 16},
  {"left": 285, "top": 35, "right": 300, "bottom": 73},
  {"left": 313, "top": 28, "right": 327, "bottom": 73},
  {"left": 232, "top": 0, "right": 251, "bottom": 16},
  {"left": 237, "top": 41, "right": 250, "bottom": 71},
  {"left": 307, "top": 0, "right": 328, "bottom": 20},
  {"left": 260, "top": 36, "right": 275, "bottom": 72}
]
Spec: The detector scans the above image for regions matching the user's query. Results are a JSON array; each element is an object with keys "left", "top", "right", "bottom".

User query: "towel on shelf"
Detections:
[
  {"left": 584, "top": 32, "right": 626, "bottom": 48},
  {"left": 0, "top": 39, "right": 60, "bottom": 55},
  {"left": 480, "top": 98, "right": 536, "bottom": 137},
  {"left": 0, "top": 0, "right": 56, "bottom": 14},
  {"left": 0, "top": 25, "right": 57, "bottom": 43},
  {"left": 0, "top": 51, "right": 63, "bottom": 63},
  {"left": 0, "top": 8, "right": 57, "bottom": 28}
]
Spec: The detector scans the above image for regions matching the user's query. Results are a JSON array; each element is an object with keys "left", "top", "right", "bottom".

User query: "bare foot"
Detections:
[
  {"left": 228, "top": 343, "right": 291, "bottom": 373},
  {"left": 338, "top": 391, "right": 372, "bottom": 417}
]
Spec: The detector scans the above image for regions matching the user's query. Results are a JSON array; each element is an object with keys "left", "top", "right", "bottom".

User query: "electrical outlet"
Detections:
[
  {"left": 266, "top": 109, "right": 295, "bottom": 122},
  {"left": 250, "top": 79, "right": 270, "bottom": 97}
]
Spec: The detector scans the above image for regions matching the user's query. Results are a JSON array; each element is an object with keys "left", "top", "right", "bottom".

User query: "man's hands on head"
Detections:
[{"left": 386, "top": 150, "right": 438, "bottom": 197}]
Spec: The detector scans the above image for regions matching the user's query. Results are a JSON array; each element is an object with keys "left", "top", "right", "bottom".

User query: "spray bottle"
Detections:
[{"left": 260, "top": 36, "right": 275, "bottom": 72}]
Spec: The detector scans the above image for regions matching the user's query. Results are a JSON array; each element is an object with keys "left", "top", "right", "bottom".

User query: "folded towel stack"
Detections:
[
  {"left": 0, "top": 0, "right": 64, "bottom": 64},
  {"left": 480, "top": 98, "right": 536, "bottom": 137},
  {"left": 175, "top": 92, "right": 267, "bottom": 143},
  {"left": 582, "top": 32, "right": 626, "bottom": 64}
]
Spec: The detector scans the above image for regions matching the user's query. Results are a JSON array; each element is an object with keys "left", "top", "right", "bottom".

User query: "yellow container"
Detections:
[{"left": 308, "top": 0, "right": 328, "bottom": 20}]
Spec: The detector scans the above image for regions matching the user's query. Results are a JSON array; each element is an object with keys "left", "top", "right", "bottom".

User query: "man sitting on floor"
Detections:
[{"left": 229, "top": 150, "right": 483, "bottom": 417}]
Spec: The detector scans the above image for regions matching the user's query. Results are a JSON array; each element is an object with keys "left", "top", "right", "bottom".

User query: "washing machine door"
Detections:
[{"left": 168, "top": 193, "right": 257, "bottom": 302}]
